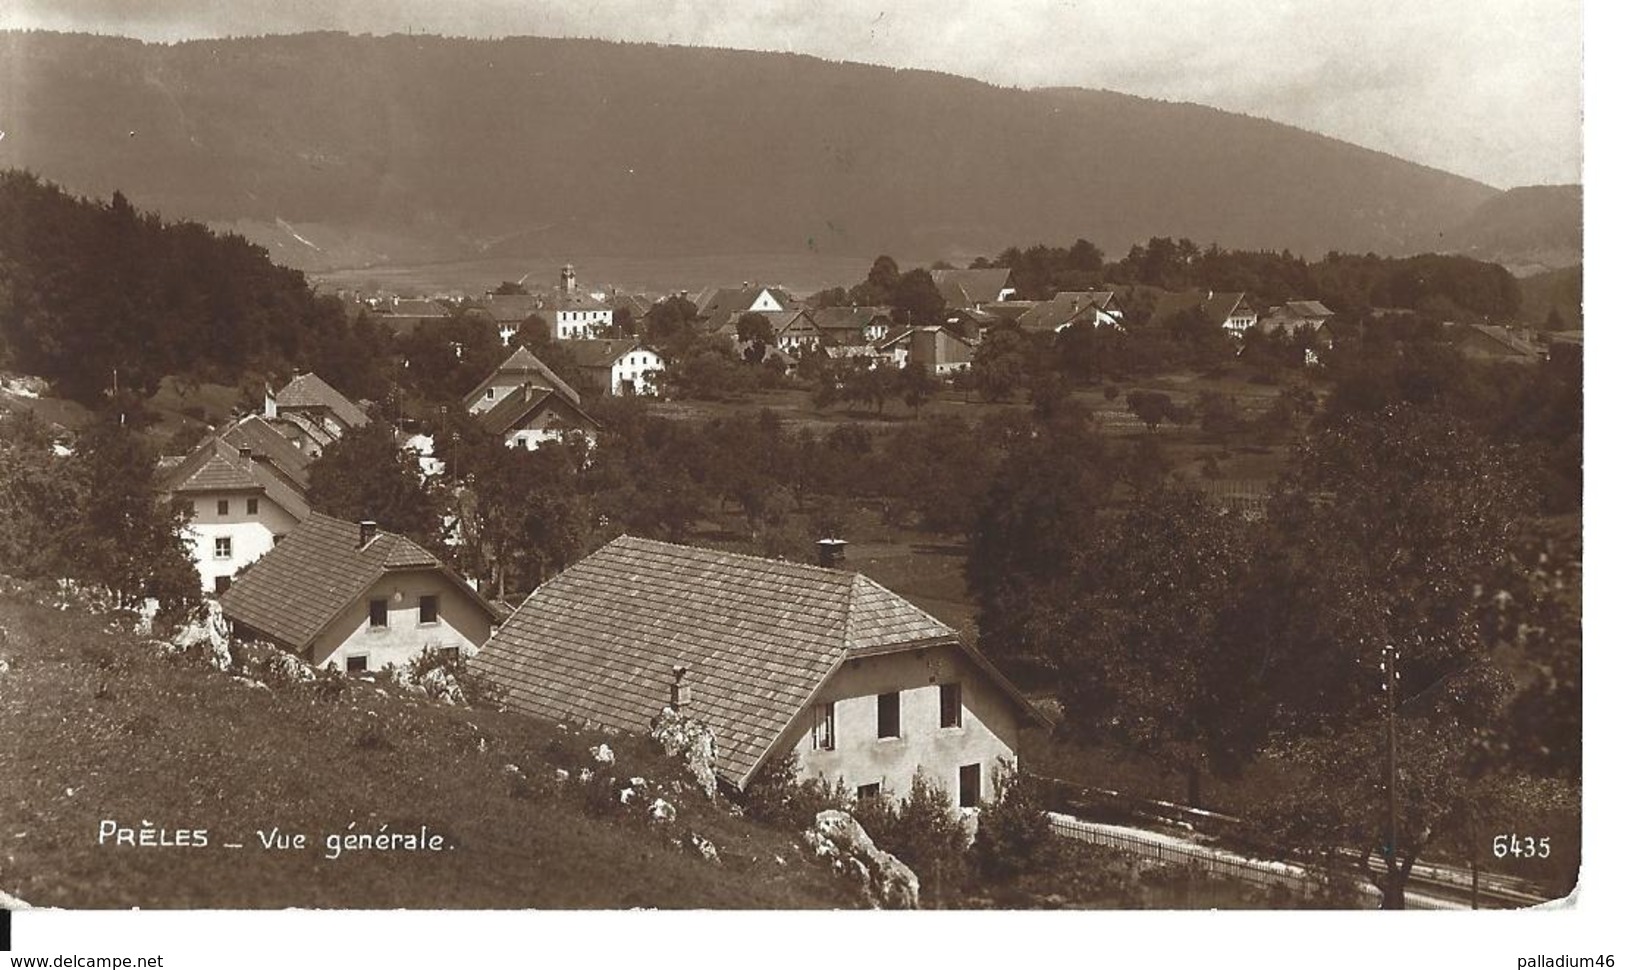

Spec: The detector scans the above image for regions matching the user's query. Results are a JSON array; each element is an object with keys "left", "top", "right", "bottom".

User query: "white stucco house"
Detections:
[
  {"left": 220, "top": 513, "right": 501, "bottom": 672},
  {"left": 471, "top": 537, "right": 1047, "bottom": 804}
]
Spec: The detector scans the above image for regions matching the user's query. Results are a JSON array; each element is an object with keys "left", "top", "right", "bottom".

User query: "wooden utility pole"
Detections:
[{"left": 1382, "top": 642, "right": 1403, "bottom": 909}]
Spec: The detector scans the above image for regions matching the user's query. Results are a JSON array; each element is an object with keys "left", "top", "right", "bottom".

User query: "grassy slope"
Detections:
[{"left": 0, "top": 593, "right": 849, "bottom": 909}]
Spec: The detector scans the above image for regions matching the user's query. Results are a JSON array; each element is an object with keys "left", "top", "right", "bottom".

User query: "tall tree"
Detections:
[
  {"left": 1052, "top": 486, "right": 1264, "bottom": 807},
  {"left": 1241, "top": 405, "right": 1532, "bottom": 907},
  {"left": 307, "top": 422, "right": 444, "bottom": 548},
  {"left": 64, "top": 418, "right": 200, "bottom": 620}
]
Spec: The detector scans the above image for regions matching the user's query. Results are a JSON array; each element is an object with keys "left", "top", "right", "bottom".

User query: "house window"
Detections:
[
  {"left": 213, "top": 575, "right": 231, "bottom": 595},
  {"left": 940, "top": 682, "right": 963, "bottom": 729},
  {"left": 346, "top": 655, "right": 368, "bottom": 674},
  {"left": 213, "top": 536, "right": 232, "bottom": 559},
  {"left": 811, "top": 702, "right": 835, "bottom": 751},
  {"left": 877, "top": 691, "right": 900, "bottom": 739},
  {"left": 960, "top": 764, "right": 982, "bottom": 808},
  {"left": 857, "top": 783, "right": 881, "bottom": 801},
  {"left": 247, "top": 498, "right": 259, "bottom": 516},
  {"left": 217, "top": 499, "right": 229, "bottom": 515},
  {"left": 437, "top": 646, "right": 461, "bottom": 663},
  {"left": 419, "top": 594, "right": 439, "bottom": 624},
  {"left": 368, "top": 598, "right": 388, "bottom": 629},
  {"left": 485, "top": 388, "right": 496, "bottom": 400}
]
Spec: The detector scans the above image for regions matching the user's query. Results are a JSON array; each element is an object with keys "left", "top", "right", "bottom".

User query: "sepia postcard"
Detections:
[{"left": 0, "top": 0, "right": 1602, "bottom": 965}]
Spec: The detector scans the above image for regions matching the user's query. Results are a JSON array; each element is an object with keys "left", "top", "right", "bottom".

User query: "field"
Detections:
[
  {"left": 0, "top": 591, "right": 850, "bottom": 909},
  {"left": 0, "top": 588, "right": 1306, "bottom": 910},
  {"left": 311, "top": 252, "right": 876, "bottom": 300}
]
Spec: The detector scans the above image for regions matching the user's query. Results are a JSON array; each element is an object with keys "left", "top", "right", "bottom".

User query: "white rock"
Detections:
[
  {"left": 649, "top": 798, "right": 676, "bottom": 823},
  {"left": 590, "top": 743, "right": 615, "bottom": 766}
]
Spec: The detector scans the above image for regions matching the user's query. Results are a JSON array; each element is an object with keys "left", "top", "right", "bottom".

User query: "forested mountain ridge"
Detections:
[
  {"left": 0, "top": 30, "right": 1524, "bottom": 271},
  {"left": 0, "top": 171, "right": 383, "bottom": 405}
]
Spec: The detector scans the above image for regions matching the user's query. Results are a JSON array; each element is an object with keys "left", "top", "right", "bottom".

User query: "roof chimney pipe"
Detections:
[
  {"left": 670, "top": 665, "right": 691, "bottom": 712},
  {"left": 359, "top": 519, "right": 378, "bottom": 548},
  {"left": 817, "top": 538, "right": 848, "bottom": 569}
]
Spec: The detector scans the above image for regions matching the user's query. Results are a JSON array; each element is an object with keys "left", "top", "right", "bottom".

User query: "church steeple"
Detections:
[{"left": 561, "top": 263, "right": 577, "bottom": 295}]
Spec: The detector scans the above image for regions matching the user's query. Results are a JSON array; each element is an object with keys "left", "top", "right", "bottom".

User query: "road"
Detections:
[{"left": 1047, "top": 812, "right": 1549, "bottom": 909}]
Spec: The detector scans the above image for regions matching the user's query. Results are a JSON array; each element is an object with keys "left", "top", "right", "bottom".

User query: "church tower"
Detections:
[{"left": 561, "top": 263, "right": 577, "bottom": 295}]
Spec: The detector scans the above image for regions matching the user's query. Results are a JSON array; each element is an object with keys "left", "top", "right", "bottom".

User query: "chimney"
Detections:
[
  {"left": 817, "top": 538, "right": 848, "bottom": 568},
  {"left": 670, "top": 665, "right": 692, "bottom": 712},
  {"left": 358, "top": 519, "right": 378, "bottom": 548}
]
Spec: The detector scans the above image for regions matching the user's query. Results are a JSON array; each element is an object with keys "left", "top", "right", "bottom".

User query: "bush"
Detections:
[
  {"left": 866, "top": 769, "right": 971, "bottom": 906},
  {"left": 407, "top": 646, "right": 506, "bottom": 708},
  {"left": 973, "top": 760, "right": 1054, "bottom": 879},
  {"left": 740, "top": 752, "right": 851, "bottom": 827}
]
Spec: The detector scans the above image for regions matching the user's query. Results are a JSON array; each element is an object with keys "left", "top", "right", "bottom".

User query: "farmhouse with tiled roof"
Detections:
[
  {"left": 470, "top": 537, "right": 1045, "bottom": 802},
  {"left": 264, "top": 372, "right": 369, "bottom": 457},
  {"left": 930, "top": 268, "right": 1016, "bottom": 310},
  {"left": 1149, "top": 290, "right": 1260, "bottom": 336},
  {"left": 220, "top": 513, "right": 500, "bottom": 672},
  {"left": 557, "top": 338, "right": 665, "bottom": 397},
  {"left": 462, "top": 346, "right": 600, "bottom": 448},
  {"left": 161, "top": 424, "right": 314, "bottom": 595},
  {"left": 1017, "top": 291, "right": 1125, "bottom": 333}
]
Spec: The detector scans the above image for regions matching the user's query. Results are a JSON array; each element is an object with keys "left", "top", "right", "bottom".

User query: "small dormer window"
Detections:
[{"left": 485, "top": 388, "right": 496, "bottom": 400}]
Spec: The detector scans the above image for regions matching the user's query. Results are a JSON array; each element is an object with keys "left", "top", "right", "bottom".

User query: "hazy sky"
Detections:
[{"left": 0, "top": 0, "right": 1583, "bottom": 188}]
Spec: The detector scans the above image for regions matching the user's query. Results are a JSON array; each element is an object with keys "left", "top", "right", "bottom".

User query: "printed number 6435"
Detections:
[{"left": 1492, "top": 834, "right": 1551, "bottom": 859}]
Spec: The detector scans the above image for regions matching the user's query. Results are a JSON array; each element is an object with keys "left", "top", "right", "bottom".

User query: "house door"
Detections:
[{"left": 958, "top": 763, "right": 981, "bottom": 808}]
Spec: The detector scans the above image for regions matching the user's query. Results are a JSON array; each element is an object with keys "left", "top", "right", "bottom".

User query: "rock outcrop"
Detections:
[
  {"left": 421, "top": 667, "right": 466, "bottom": 706},
  {"left": 801, "top": 810, "right": 919, "bottom": 910},
  {"left": 649, "top": 707, "right": 718, "bottom": 801},
  {"left": 170, "top": 600, "right": 232, "bottom": 670}
]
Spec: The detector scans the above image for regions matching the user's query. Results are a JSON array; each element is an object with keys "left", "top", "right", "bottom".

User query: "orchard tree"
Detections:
[
  {"left": 899, "top": 361, "right": 936, "bottom": 416},
  {"left": 736, "top": 312, "right": 774, "bottom": 363},
  {"left": 454, "top": 435, "right": 589, "bottom": 599},
  {"left": 1050, "top": 485, "right": 1265, "bottom": 807},
  {"left": 968, "top": 328, "right": 1026, "bottom": 402},
  {"left": 1125, "top": 390, "right": 1173, "bottom": 431},
  {"left": 1240, "top": 405, "right": 1534, "bottom": 907},
  {"left": 967, "top": 412, "right": 1117, "bottom": 662}
]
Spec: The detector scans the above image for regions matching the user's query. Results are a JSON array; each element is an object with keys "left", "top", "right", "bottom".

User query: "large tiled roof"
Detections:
[
  {"left": 220, "top": 415, "right": 312, "bottom": 490},
  {"left": 471, "top": 536, "right": 973, "bottom": 785},
  {"left": 220, "top": 512, "right": 491, "bottom": 653},
  {"left": 389, "top": 299, "right": 450, "bottom": 317},
  {"left": 275, "top": 373, "right": 369, "bottom": 430},
  {"left": 462, "top": 346, "right": 583, "bottom": 409},
  {"left": 1016, "top": 292, "right": 1118, "bottom": 332},
  {"left": 810, "top": 307, "right": 892, "bottom": 345},
  {"left": 558, "top": 338, "right": 645, "bottom": 369},
  {"left": 473, "top": 384, "right": 598, "bottom": 436},
  {"left": 1282, "top": 300, "right": 1334, "bottom": 319},
  {"left": 930, "top": 268, "right": 1012, "bottom": 308},
  {"left": 695, "top": 285, "right": 795, "bottom": 320},
  {"left": 162, "top": 435, "right": 311, "bottom": 521},
  {"left": 1149, "top": 290, "right": 1253, "bottom": 329},
  {"left": 538, "top": 291, "right": 611, "bottom": 313},
  {"left": 479, "top": 294, "right": 543, "bottom": 323}
]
